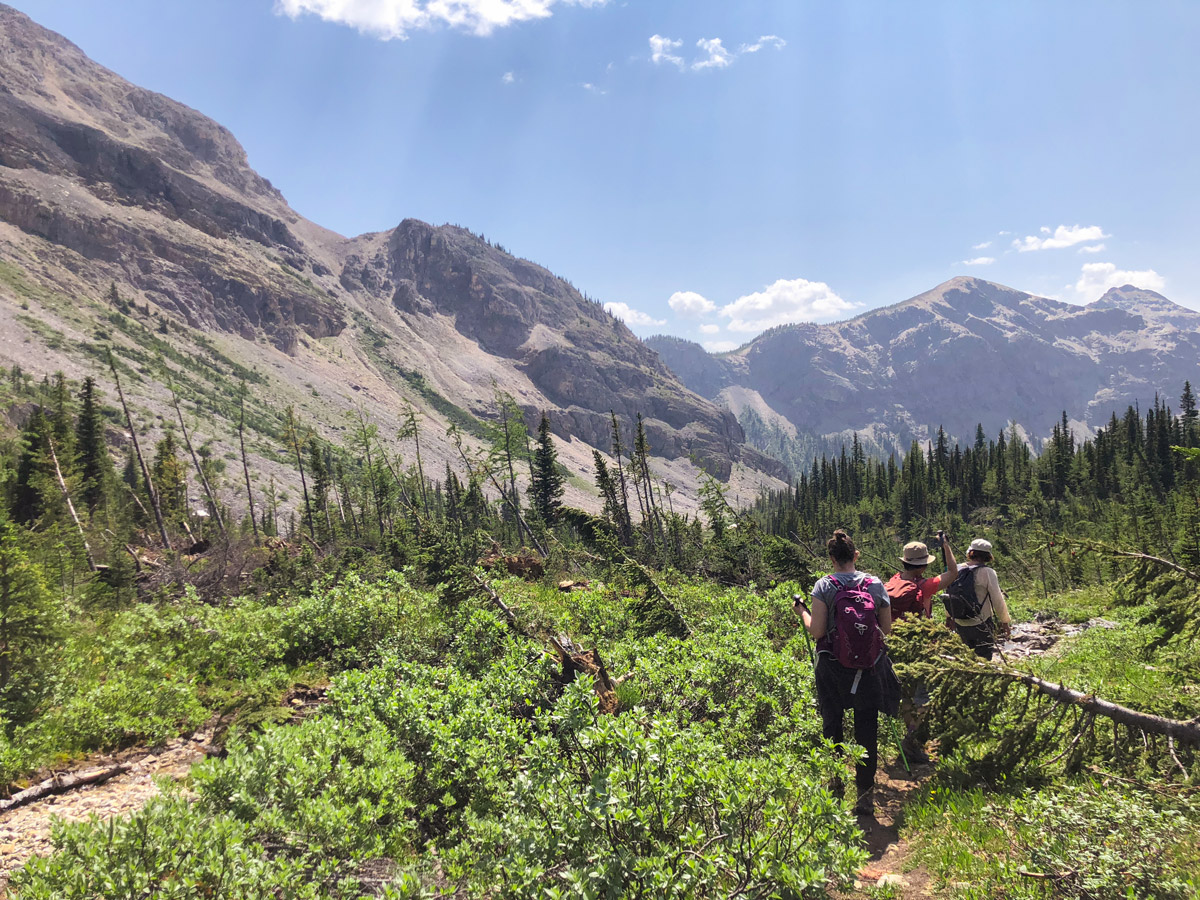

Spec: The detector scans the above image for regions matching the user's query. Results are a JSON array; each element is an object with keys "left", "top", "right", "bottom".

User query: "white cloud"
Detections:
[
  {"left": 721, "top": 278, "right": 855, "bottom": 332},
  {"left": 699, "top": 323, "right": 721, "bottom": 335},
  {"left": 739, "top": 34, "right": 786, "bottom": 53},
  {"left": 972, "top": 240, "right": 992, "bottom": 250},
  {"left": 649, "top": 34, "right": 685, "bottom": 68},
  {"left": 1013, "top": 224, "right": 1109, "bottom": 252},
  {"left": 604, "top": 301, "right": 665, "bottom": 327},
  {"left": 1071, "top": 262, "right": 1165, "bottom": 302},
  {"left": 581, "top": 82, "right": 606, "bottom": 94},
  {"left": 501, "top": 71, "right": 515, "bottom": 84},
  {"left": 692, "top": 38, "right": 733, "bottom": 70},
  {"left": 668, "top": 290, "right": 716, "bottom": 317},
  {"left": 960, "top": 256, "right": 995, "bottom": 266},
  {"left": 275, "top": 0, "right": 607, "bottom": 39},
  {"left": 651, "top": 32, "right": 784, "bottom": 71},
  {"left": 703, "top": 340, "right": 739, "bottom": 353},
  {"left": 1078, "top": 243, "right": 1106, "bottom": 254}
]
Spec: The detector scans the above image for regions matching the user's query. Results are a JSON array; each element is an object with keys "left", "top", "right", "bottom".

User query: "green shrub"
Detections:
[
  {"left": 329, "top": 646, "right": 556, "bottom": 838},
  {"left": 11, "top": 794, "right": 325, "bottom": 899},
  {"left": 441, "top": 679, "right": 864, "bottom": 898},
  {"left": 194, "top": 716, "right": 415, "bottom": 862}
]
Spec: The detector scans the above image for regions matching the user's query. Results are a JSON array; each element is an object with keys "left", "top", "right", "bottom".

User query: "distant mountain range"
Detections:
[
  {"left": 646, "top": 277, "right": 1200, "bottom": 470},
  {"left": 0, "top": 2, "right": 785, "bottom": 516}
]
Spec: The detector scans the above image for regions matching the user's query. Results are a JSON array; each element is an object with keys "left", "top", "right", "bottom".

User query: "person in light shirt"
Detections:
[{"left": 947, "top": 538, "right": 1011, "bottom": 661}]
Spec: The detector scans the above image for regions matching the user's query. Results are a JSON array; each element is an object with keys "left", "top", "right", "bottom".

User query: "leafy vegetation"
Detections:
[{"left": 1, "top": 367, "right": 1199, "bottom": 897}]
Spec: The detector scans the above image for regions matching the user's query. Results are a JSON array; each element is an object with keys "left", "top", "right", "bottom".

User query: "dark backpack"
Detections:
[
  {"left": 944, "top": 566, "right": 986, "bottom": 620},
  {"left": 829, "top": 575, "right": 885, "bottom": 669}
]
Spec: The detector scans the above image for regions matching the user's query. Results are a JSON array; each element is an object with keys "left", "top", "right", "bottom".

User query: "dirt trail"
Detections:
[{"left": 0, "top": 730, "right": 213, "bottom": 895}]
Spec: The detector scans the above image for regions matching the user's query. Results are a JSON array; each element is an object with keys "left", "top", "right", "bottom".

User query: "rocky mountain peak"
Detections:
[
  {"left": 0, "top": 2, "right": 284, "bottom": 210},
  {"left": 1091, "top": 284, "right": 1200, "bottom": 328}
]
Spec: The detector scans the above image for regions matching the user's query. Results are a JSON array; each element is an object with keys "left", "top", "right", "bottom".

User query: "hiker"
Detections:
[
  {"left": 793, "top": 529, "right": 897, "bottom": 816},
  {"left": 885, "top": 532, "right": 958, "bottom": 763},
  {"left": 943, "top": 538, "right": 1011, "bottom": 661}
]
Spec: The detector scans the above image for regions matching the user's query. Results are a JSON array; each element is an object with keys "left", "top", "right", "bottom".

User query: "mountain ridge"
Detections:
[{"left": 647, "top": 276, "right": 1200, "bottom": 468}]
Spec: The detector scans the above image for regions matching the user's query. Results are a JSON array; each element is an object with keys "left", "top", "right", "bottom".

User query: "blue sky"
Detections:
[{"left": 11, "top": 0, "right": 1200, "bottom": 349}]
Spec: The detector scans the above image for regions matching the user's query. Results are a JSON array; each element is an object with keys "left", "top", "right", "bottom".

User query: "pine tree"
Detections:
[
  {"left": 11, "top": 406, "right": 52, "bottom": 525},
  {"left": 529, "top": 412, "right": 565, "bottom": 525},
  {"left": 1181, "top": 380, "right": 1198, "bottom": 447},
  {"left": 0, "top": 510, "right": 62, "bottom": 723},
  {"left": 75, "top": 376, "right": 113, "bottom": 514}
]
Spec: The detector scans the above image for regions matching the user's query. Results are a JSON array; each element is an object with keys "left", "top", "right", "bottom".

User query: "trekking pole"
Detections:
[
  {"left": 888, "top": 716, "right": 910, "bottom": 773},
  {"left": 792, "top": 594, "right": 815, "bottom": 664}
]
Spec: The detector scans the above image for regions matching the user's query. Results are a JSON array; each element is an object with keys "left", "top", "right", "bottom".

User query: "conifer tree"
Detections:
[
  {"left": 74, "top": 377, "right": 112, "bottom": 515},
  {"left": 1182, "top": 380, "right": 1198, "bottom": 446},
  {"left": 152, "top": 432, "right": 188, "bottom": 529},
  {"left": 529, "top": 412, "right": 565, "bottom": 525},
  {"left": 0, "top": 510, "right": 62, "bottom": 724},
  {"left": 11, "top": 406, "right": 52, "bottom": 525}
]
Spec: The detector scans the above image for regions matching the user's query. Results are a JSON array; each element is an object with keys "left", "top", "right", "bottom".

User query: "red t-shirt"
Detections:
[{"left": 885, "top": 573, "right": 942, "bottom": 619}]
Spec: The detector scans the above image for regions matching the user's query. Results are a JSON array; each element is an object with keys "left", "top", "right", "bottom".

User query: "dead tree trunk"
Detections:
[
  {"left": 47, "top": 438, "right": 98, "bottom": 572},
  {"left": 108, "top": 349, "right": 171, "bottom": 549},
  {"left": 167, "top": 376, "right": 227, "bottom": 541},
  {"left": 237, "top": 384, "right": 259, "bottom": 540},
  {"left": 1005, "top": 670, "right": 1200, "bottom": 746},
  {"left": 0, "top": 764, "right": 130, "bottom": 812}
]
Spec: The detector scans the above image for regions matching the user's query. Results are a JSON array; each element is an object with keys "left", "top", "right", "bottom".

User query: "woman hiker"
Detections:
[
  {"left": 885, "top": 532, "right": 957, "bottom": 763},
  {"left": 793, "top": 529, "right": 897, "bottom": 817},
  {"left": 944, "top": 538, "right": 1012, "bottom": 660}
]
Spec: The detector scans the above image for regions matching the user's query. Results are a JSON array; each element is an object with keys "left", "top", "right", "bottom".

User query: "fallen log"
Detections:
[
  {"left": 1004, "top": 671, "right": 1200, "bottom": 746},
  {"left": 1, "top": 764, "right": 130, "bottom": 813}
]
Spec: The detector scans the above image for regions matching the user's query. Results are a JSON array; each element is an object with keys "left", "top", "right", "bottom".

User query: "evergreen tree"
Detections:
[
  {"left": 151, "top": 432, "right": 188, "bottom": 528},
  {"left": 75, "top": 377, "right": 113, "bottom": 514},
  {"left": 1182, "top": 380, "right": 1199, "bottom": 446},
  {"left": 0, "top": 510, "right": 62, "bottom": 724},
  {"left": 529, "top": 412, "right": 565, "bottom": 525},
  {"left": 11, "top": 406, "right": 52, "bottom": 525}
]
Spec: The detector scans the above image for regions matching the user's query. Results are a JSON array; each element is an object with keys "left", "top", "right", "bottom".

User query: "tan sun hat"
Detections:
[
  {"left": 900, "top": 541, "right": 936, "bottom": 566},
  {"left": 968, "top": 538, "right": 994, "bottom": 555}
]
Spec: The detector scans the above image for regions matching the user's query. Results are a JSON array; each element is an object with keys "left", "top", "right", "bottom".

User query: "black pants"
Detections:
[
  {"left": 958, "top": 620, "right": 996, "bottom": 660},
  {"left": 815, "top": 655, "right": 880, "bottom": 797}
]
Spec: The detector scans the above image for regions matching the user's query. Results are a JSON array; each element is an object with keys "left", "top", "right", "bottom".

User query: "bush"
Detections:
[
  {"left": 440, "top": 679, "right": 864, "bottom": 898},
  {"left": 194, "top": 716, "right": 415, "bottom": 862},
  {"left": 11, "top": 794, "right": 324, "bottom": 900}
]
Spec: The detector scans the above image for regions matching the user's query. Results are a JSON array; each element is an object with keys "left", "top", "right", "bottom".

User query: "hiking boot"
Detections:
[{"left": 852, "top": 787, "right": 875, "bottom": 817}]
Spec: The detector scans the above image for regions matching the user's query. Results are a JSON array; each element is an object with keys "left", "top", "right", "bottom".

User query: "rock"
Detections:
[{"left": 877, "top": 873, "right": 909, "bottom": 888}]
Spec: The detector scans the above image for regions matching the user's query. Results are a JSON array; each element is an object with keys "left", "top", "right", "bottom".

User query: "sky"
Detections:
[{"left": 10, "top": 0, "right": 1200, "bottom": 351}]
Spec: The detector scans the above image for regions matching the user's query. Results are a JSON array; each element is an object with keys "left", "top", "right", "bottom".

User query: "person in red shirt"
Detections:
[{"left": 885, "top": 532, "right": 957, "bottom": 763}]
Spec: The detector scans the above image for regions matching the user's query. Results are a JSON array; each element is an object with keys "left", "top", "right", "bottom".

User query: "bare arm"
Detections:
[
  {"left": 987, "top": 568, "right": 1011, "bottom": 624},
  {"left": 935, "top": 537, "right": 959, "bottom": 590},
  {"left": 801, "top": 595, "right": 828, "bottom": 640}
]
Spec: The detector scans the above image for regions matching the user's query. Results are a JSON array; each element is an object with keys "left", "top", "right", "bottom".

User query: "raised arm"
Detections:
[{"left": 935, "top": 535, "right": 959, "bottom": 590}]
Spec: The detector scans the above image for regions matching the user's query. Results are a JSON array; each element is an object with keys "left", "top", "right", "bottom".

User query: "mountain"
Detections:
[
  {"left": 0, "top": 2, "right": 787, "bottom": 516},
  {"left": 647, "top": 276, "right": 1200, "bottom": 468}
]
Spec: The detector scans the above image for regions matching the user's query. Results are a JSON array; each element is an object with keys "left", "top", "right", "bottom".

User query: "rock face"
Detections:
[
  {"left": 0, "top": 2, "right": 786, "bottom": 510},
  {"left": 648, "top": 277, "right": 1200, "bottom": 464},
  {"left": 338, "top": 220, "right": 781, "bottom": 478}
]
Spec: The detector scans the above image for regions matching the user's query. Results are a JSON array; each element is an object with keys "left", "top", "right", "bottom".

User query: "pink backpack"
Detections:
[{"left": 829, "top": 575, "right": 885, "bottom": 669}]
